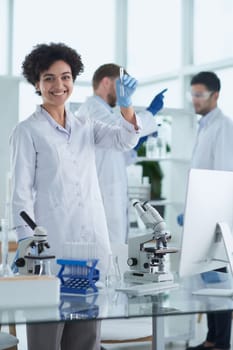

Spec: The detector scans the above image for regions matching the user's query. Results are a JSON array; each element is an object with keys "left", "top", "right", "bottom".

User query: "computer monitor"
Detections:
[{"left": 179, "top": 168, "right": 233, "bottom": 278}]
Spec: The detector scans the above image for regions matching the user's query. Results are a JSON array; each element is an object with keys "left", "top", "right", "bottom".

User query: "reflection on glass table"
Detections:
[{"left": 0, "top": 280, "right": 233, "bottom": 350}]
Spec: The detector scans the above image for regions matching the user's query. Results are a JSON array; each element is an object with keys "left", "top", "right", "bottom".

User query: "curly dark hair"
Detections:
[{"left": 22, "top": 42, "right": 84, "bottom": 95}]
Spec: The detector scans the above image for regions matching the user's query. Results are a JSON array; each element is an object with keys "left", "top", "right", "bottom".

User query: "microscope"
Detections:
[
  {"left": 15, "top": 211, "right": 55, "bottom": 275},
  {"left": 124, "top": 200, "right": 178, "bottom": 284}
]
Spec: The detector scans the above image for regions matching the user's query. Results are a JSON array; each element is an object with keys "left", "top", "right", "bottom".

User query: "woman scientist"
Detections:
[{"left": 10, "top": 42, "right": 141, "bottom": 350}]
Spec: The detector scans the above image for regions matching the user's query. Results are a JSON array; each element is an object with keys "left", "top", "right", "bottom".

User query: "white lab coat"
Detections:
[
  {"left": 191, "top": 107, "right": 233, "bottom": 286},
  {"left": 10, "top": 105, "right": 141, "bottom": 279},
  {"left": 76, "top": 96, "right": 157, "bottom": 243},
  {"left": 191, "top": 107, "right": 233, "bottom": 170}
]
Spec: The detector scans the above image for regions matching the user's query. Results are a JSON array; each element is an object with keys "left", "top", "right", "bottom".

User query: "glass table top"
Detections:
[{"left": 1, "top": 277, "right": 233, "bottom": 325}]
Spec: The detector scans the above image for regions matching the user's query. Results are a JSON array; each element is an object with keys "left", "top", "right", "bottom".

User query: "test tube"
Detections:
[
  {"left": 63, "top": 242, "right": 71, "bottom": 259},
  {"left": 119, "top": 67, "right": 124, "bottom": 97}
]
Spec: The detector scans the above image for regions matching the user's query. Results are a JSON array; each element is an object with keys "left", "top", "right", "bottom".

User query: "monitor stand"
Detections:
[
  {"left": 219, "top": 222, "right": 233, "bottom": 275},
  {"left": 192, "top": 222, "right": 233, "bottom": 297}
]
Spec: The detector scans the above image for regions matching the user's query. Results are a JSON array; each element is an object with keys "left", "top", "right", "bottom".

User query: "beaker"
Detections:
[
  {"left": 105, "top": 254, "right": 121, "bottom": 289},
  {"left": 0, "top": 218, "right": 13, "bottom": 277}
]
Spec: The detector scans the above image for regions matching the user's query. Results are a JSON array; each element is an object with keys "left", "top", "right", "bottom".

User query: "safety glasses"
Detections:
[{"left": 186, "top": 90, "right": 214, "bottom": 101}]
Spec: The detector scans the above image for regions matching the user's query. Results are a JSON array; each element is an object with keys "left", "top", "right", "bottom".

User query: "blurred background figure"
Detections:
[
  {"left": 76, "top": 63, "right": 167, "bottom": 244},
  {"left": 179, "top": 71, "right": 233, "bottom": 350}
]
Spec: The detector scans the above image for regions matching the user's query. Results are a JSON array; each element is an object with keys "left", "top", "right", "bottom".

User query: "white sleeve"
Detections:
[
  {"left": 213, "top": 118, "right": 233, "bottom": 171},
  {"left": 137, "top": 110, "right": 157, "bottom": 137},
  {"left": 10, "top": 124, "right": 35, "bottom": 240},
  {"left": 93, "top": 114, "right": 142, "bottom": 151}
]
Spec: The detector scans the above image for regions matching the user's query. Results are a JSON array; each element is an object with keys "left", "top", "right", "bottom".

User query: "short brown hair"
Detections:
[{"left": 92, "top": 63, "right": 127, "bottom": 90}]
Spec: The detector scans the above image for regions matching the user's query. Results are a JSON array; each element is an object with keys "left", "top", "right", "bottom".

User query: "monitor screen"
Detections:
[{"left": 179, "top": 168, "right": 233, "bottom": 278}]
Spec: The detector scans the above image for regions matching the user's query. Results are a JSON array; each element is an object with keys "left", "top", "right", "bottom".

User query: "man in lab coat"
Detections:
[
  {"left": 185, "top": 71, "right": 233, "bottom": 350},
  {"left": 76, "top": 64, "right": 166, "bottom": 244}
]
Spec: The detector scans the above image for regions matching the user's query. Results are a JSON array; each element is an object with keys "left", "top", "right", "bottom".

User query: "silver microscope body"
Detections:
[
  {"left": 124, "top": 200, "right": 178, "bottom": 283},
  {"left": 15, "top": 211, "right": 55, "bottom": 275}
]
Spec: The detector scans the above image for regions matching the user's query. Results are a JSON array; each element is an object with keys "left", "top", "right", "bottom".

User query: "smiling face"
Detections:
[{"left": 35, "top": 60, "right": 73, "bottom": 109}]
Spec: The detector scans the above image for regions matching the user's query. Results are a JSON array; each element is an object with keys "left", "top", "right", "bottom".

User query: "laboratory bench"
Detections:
[{"left": 0, "top": 278, "right": 233, "bottom": 350}]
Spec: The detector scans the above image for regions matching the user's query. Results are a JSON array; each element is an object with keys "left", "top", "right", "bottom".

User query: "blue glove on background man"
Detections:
[
  {"left": 147, "top": 88, "right": 167, "bottom": 115},
  {"left": 116, "top": 75, "right": 138, "bottom": 108},
  {"left": 134, "top": 88, "right": 167, "bottom": 151},
  {"left": 177, "top": 213, "right": 184, "bottom": 226},
  {"left": 134, "top": 131, "right": 158, "bottom": 151}
]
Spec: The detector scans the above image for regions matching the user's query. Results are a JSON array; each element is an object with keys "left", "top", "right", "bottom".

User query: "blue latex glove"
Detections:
[
  {"left": 177, "top": 213, "right": 184, "bottom": 226},
  {"left": 116, "top": 75, "right": 138, "bottom": 108},
  {"left": 134, "top": 135, "right": 148, "bottom": 151},
  {"left": 147, "top": 88, "right": 167, "bottom": 115},
  {"left": 134, "top": 131, "right": 158, "bottom": 151}
]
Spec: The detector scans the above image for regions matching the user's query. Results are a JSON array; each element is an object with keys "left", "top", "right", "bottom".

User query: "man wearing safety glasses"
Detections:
[
  {"left": 188, "top": 71, "right": 233, "bottom": 170},
  {"left": 185, "top": 71, "right": 233, "bottom": 350}
]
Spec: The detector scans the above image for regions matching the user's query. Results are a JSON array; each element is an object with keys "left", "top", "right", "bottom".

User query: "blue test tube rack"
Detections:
[{"left": 57, "top": 258, "right": 99, "bottom": 295}]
